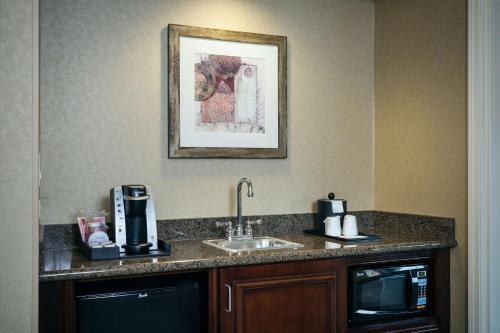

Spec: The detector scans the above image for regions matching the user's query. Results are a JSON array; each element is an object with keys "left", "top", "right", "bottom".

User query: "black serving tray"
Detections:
[
  {"left": 79, "top": 239, "right": 172, "bottom": 261},
  {"left": 303, "top": 229, "right": 382, "bottom": 243},
  {"left": 79, "top": 242, "right": 120, "bottom": 261}
]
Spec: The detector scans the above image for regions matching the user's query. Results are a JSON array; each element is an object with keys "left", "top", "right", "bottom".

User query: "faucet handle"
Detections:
[
  {"left": 245, "top": 219, "right": 261, "bottom": 238},
  {"left": 246, "top": 219, "right": 261, "bottom": 226},
  {"left": 216, "top": 221, "right": 233, "bottom": 241},
  {"left": 216, "top": 221, "right": 232, "bottom": 228}
]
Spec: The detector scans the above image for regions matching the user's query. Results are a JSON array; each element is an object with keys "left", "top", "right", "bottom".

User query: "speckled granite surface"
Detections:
[
  {"left": 41, "top": 213, "right": 331, "bottom": 248},
  {"left": 39, "top": 211, "right": 456, "bottom": 282}
]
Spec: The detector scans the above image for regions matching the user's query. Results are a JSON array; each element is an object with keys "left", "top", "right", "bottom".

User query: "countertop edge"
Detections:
[{"left": 39, "top": 239, "right": 457, "bottom": 283}]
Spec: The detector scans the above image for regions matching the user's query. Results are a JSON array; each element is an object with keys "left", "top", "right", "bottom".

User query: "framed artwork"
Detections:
[{"left": 168, "top": 24, "right": 287, "bottom": 158}]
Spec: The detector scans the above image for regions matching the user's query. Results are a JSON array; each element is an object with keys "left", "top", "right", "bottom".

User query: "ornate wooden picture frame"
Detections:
[{"left": 168, "top": 24, "right": 287, "bottom": 158}]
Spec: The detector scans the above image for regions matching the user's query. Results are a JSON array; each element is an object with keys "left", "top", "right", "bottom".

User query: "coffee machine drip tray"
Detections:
[
  {"left": 119, "top": 239, "right": 171, "bottom": 259},
  {"left": 122, "top": 242, "right": 153, "bottom": 254}
]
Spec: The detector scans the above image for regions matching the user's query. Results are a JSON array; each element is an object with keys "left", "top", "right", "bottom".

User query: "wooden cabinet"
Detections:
[
  {"left": 218, "top": 259, "right": 347, "bottom": 333},
  {"left": 40, "top": 249, "right": 450, "bottom": 333}
]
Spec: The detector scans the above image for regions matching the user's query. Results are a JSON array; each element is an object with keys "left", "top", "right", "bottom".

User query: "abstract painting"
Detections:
[
  {"left": 168, "top": 25, "right": 287, "bottom": 158},
  {"left": 194, "top": 54, "right": 265, "bottom": 134}
]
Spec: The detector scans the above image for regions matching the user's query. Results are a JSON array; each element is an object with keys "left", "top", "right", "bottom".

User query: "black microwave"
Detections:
[{"left": 349, "top": 264, "right": 430, "bottom": 325}]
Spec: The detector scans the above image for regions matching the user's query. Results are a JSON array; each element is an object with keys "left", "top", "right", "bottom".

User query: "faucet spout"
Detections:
[{"left": 237, "top": 178, "right": 253, "bottom": 233}]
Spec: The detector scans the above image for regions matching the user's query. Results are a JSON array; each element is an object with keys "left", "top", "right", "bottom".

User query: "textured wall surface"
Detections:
[
  {"left": 40, "top": 0, "right": 374, "bottom": 225},
  {"left": 373, "top": 1, "right": 467, "bottom": 332},
  {"left": 0, "top": 0, "right": 35, "bottom": 331},
  {"left": 490, "top": 0, "right": 500, "bottom": 330}
]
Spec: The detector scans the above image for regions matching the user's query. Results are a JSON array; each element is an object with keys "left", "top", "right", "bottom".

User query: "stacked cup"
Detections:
[{"left": 342, "top": 215, "right": 358, "bottom": 236}]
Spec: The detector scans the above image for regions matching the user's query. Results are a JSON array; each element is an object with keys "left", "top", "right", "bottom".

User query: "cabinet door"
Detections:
[{"left": 219, "top": 259, "right": 346, "bottom": 333}]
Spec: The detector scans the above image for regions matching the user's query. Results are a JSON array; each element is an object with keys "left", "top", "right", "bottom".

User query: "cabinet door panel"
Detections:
[
  {"left": 219, "top": 259, "right": 346, "bottom": 333},
  {"left": 235, "top": 274, "right": 336, "bottom": 333}
]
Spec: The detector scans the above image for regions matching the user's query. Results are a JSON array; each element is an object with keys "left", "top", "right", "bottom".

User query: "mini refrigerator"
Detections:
[{"left": 77, "top": 281, "right": 199, "bottom": 333}]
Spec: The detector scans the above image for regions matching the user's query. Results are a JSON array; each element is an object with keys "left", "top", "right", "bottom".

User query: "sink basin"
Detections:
[{"left": 203, "top": 236, "right": 304, "bottom": 253}]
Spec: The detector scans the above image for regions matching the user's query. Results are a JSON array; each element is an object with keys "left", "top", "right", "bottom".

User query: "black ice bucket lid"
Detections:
[{"left": 317, "top": 193, "right": 347, "bottom": 214}]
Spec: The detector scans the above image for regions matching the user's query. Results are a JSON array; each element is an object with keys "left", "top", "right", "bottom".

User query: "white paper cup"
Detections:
[
  {"left": 324, "top": 216, "right": 341, "bottom": 237},
  {"left": 342, "top": 215, "right": 358, "bottom": 236}
]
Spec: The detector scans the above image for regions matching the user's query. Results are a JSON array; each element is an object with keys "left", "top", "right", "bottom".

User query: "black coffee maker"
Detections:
[{"left": 110, "top": 185, "right": 158, "bottom": 254}]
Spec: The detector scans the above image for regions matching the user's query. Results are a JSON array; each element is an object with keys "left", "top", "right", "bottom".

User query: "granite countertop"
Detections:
[{"left": 40, "top": 212, "right": 457, "bottom": 282}]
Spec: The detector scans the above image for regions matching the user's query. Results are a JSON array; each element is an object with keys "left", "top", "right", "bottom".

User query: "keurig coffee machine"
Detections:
[{"left": 110, "top": 185, "right": 158, "bottom": 253}]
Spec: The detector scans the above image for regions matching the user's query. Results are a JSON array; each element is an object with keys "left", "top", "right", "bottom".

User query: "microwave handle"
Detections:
[{"left": 406, "top": 271, "right": 418, "bottom": 310}]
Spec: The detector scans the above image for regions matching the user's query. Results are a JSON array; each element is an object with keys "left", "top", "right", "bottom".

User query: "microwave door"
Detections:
[{"left": 353, "top": 270, "right": 414, "bottom": 319}]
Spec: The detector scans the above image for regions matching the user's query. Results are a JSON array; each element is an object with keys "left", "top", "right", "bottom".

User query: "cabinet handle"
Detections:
[{"left": 225, "top": 284, "right": 232, "bottom": 313}]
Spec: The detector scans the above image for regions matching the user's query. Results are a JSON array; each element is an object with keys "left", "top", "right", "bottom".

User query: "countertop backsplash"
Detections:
[{"left": 40, "top": 211, "right": 453, "bottom": 250}]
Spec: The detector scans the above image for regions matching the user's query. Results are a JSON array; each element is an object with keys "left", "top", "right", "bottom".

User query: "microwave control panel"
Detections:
[{"left": 416, "top": 270, "right": 428, "bottom": 309}]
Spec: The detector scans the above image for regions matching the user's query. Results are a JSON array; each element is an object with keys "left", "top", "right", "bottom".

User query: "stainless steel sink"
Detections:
[{"left": 203, "top": 236, "right": 304, "bottom": 253}]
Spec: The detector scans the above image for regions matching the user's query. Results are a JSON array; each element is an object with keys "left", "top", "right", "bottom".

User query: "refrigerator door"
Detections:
[{"left": 77, "top": 281, "right": 199, "bottom": 333}]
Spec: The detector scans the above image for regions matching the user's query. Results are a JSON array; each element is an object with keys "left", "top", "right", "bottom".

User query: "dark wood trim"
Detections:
[
  {"left": 346, "top": 250, "right": 435, "bottom": 266},
  {"left": 63, "top": 267, "right": 208, "bottom": 284},
  {"left": 208, "top": 268, "right": 219, "bottom": 333},
  {"left": 336, "top": 260, "right": 348, "bottom": 332},
  {"left": 168, "top": 24, "right": 287, "bottom": 159},
  {"left": 218, "top": 258, "right": 346, "bottom": 281},
  {"left": 63, "top": 280, "right": 76, "bottom": 333},
  {"left": 432, "top": 248, "right": 450, "bottom": 333},
  {"left": 39, "top": 280, "right": 76, "bottom": 333},
  {"left": 348, "top": 317, "right": 440, "bottom": 333}
]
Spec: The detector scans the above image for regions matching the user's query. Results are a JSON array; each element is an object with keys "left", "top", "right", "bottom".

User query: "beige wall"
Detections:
[
  {"left": 40, "top": 0, "right": 375, "bottom": 225},
  {"left": 490, "top": 0, "right": 500, "bottom": 329},
  {"left": 373, "top": 1, "right": 467, "bottom": 332},
  {"left": 0, "top": 0, "right": 36, "bottom": 331}
]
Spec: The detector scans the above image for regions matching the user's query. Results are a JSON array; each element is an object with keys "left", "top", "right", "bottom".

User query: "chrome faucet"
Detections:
[
  {"left": 236, "top": 178, "right": 253, "bottom": 236},
  {"left": 216, "top": 178, "right": 261, "bottom": 241}
]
